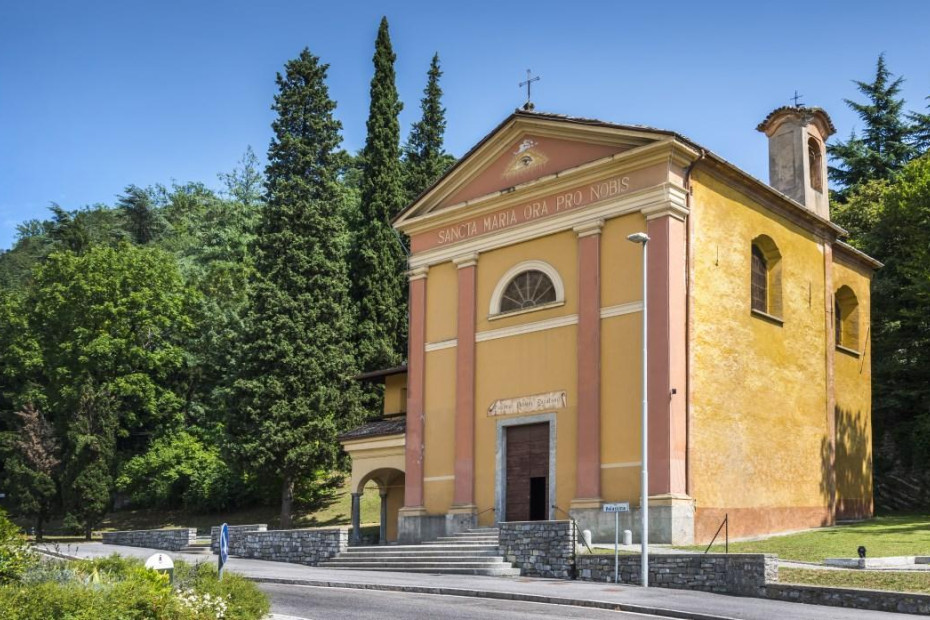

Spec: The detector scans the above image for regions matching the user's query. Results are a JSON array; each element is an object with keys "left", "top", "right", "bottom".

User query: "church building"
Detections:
[{"left": 340, "top": 106, "right": 878, "bottom": 545}]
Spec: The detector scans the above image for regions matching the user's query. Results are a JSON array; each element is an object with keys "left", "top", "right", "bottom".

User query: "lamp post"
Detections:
[{"left": 627, "top": 231, "right": 649, "bottom": 588}]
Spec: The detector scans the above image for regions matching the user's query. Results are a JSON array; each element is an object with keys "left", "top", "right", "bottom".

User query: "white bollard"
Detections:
[
  {"left": 623, "top": 529, "right": 633, "bottom": 546},
  {"left": 582, "top": 529, "right": 592, "bottom": 548}
]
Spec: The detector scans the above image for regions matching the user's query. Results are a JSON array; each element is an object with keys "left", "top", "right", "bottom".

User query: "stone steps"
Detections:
[
  {"left": 321, "top": 527, "right": 516, "bottom": 577},
  {"left": 343, "top": 547, "right": 500, "bottom": 558},
  {"left": 179, "top": 545, "right": 212, "bottom": 555}
]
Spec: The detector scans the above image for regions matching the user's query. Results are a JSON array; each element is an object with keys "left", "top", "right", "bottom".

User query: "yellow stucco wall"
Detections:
[
  {"left": 474, "top": 326, "right": 578, "bottom": 524},
  {"left": 832, "top": 258, "right": 874, "bottom": 517},
  {"left": 383, "top": 373, "right": 407, "bottom": 415},
  {"left": 423, "top": 346, "right": 456, "bottom": 514},
  {"left": 475, "top": 230, "right": 577, "bottom": 331},
  {"left": 599, "top": 311, "right": 643, "bottom": 502},
  {"left": 601, "top": 214, "right": 647, "bottom": 308},
  {"left": 426, "top": 261, "right": 457, "bottom": 343},
  {"left": 599, "top": 213, "right": 647, "bottom": 502},
  {"left": 689, "top": 170, "right": 834, "bottom": 540}
]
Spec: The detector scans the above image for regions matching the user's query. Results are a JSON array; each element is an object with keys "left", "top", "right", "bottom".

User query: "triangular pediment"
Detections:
[{"left": 394, "top": 111, "right": 671, "bottom": 228}]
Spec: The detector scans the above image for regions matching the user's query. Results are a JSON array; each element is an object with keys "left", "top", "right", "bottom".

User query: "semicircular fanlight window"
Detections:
[{"left": 499, "top": 270, "right": 557, "bottom": 313}]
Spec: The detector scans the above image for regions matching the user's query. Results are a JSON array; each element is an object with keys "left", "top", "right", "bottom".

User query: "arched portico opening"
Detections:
[{"left": 352, "top": 468, "right": 405, "bottom": 545}]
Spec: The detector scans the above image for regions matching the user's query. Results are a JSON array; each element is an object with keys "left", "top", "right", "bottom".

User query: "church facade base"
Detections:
[
  {"left": 397, "top": 507, "right": 446, "bottom": 543},
  {"left": 570, "top": 494, "right": 696, "bottom": 545}
]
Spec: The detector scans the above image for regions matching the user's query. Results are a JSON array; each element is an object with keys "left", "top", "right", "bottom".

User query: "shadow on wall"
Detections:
[{"left": 821, "top": 407, "right": 873, "bottom": 521}]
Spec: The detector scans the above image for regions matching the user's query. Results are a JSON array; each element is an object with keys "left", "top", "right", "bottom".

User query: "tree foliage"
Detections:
[
  {"left": 403, "top": 53, "right": 455, "bottom": 203},
  {"left": 351, "top": 17, "right": 408, "bottom": 375},
  {"left": 856, "top": 156, "right": 930, "bottom": 467},
  {"left": 230, "top": 48, "right": 361, "bottom": 528},
  {"left": 116, "top": 431, "right": 235, "bottom": 512},
  {"left": 0, "top": 405, "right": 60, "bottom": 539},
  {"left": 829, "top": 54, "right": 918, "bottom": 201}
]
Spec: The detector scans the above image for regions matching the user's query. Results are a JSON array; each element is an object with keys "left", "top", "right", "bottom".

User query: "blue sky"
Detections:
[{"left": 2, "top": 1, "right": 929, "bottom": 250}]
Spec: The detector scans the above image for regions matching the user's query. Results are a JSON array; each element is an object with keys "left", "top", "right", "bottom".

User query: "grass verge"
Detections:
[
  {"left": 780, "top": 567, "right": 930, "bottom": 594},
  {"left": 683, "top": 514, "right": 930, "bottom": 562}
]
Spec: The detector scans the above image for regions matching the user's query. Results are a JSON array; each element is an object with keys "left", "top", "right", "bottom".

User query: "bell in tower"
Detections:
[{"left": 757, "top": 105, "right": 836, "bottom": 220}]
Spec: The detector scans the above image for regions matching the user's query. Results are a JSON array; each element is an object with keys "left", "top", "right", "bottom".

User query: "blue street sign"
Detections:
[{"left": 219, "top": 523, "right": 229, "bottom": 579}]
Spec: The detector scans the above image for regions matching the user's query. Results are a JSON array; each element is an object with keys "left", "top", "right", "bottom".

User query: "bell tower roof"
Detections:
[{"left": 756, "top": 106, "right": 836, "bottom": 140}]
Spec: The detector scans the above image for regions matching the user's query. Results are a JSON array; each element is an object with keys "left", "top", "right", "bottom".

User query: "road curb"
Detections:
[
  {"left": 36, "top": 548, "right": 737, "bottom": 620},
  {"left": 251, "top": 577, "right": 741, "bottom": 620}
]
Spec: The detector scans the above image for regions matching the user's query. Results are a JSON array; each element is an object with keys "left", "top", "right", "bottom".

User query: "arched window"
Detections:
[
  {"left": 808, "top": 137, "right": 823, "bottom": 192},
  {"left": 500, "top": 270, "right": 556, "bottom": 312},
  {"left": 490, "top": 260, "right": 565, "bottom": 316},
  {"left": 751, "top": 245, "right": 767, "bottom": 312},
  {"left": 750, "top": 235, "right": 783, "bottom": 319},
  {"left": 835, "top": 286, "right": 860, "bottom": 351}
]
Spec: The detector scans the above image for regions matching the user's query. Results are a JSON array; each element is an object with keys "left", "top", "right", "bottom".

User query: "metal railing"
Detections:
[{"left": 703, "top": 513, "right": 728, "bottom": 554}]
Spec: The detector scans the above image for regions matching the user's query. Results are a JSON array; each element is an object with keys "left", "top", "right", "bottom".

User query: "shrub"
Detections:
[
  {"left": 0, "top": 555, "right": 269, "bottom": 620},
  {"left": 116, "top": 432, "right": 238, "bottom": 512},
  {"left": 0, "top": 509, "right": 35, "bottom": 582}
]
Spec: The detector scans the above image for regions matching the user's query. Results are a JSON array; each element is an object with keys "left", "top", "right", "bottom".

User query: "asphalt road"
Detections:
[{"left": 260, "top": 583, "right": 661, "bottom": 620}]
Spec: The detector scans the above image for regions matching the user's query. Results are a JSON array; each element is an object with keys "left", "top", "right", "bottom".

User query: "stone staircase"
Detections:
[
  {"left": 180, "top": 536, "right": 213, "bottom": 556},
  {"left": 320, "top": 527, "right": 519, "bottom": 576}
]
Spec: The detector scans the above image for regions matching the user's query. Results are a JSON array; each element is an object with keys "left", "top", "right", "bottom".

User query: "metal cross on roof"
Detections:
[
  {"left": 519, "top": 69, "right": 540, "bottom": 110},
  {"left": 792, "top": 90, "right": 804, "bottom": 107}
]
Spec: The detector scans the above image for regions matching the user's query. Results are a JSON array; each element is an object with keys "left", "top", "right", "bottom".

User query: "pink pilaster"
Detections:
[
  {"left": 453, "top": 254, "right": 478, "bottom": 507},
  {"left": 575, "top": 221, "right": 603, "bottom": 501},
  {"left": 404, "top": 267, "right": 428, "bottom": 508},
  {"left": 646, "top": 212, "right": 688, "bottom": 496}
]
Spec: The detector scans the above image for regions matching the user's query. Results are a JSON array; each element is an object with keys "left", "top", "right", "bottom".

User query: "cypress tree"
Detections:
[
  {"left": 232, "top": 49, "right": 359, "bottom": 528},
  {"left": 828, "top": 54, "right": 917, "bottom": 201},
  {"left": 351, "top": 17, "right": 408, "bottom": 376},
  {"left": 403, "top": 53, "right": 455, "bottom": 203}
]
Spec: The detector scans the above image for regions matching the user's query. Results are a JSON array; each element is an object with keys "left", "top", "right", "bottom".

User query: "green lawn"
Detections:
[
  {"left": 685, "top": 514, "right": 930, "bottom": 562},
  {"left": 23, "top": 481, "right": 383, "bottom": 540},
  {"left": 780, "top": 567, "right": 930, "bottom": 594}
]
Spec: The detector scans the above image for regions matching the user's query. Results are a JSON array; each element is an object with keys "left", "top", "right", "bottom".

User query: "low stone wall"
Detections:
[
  {"left": 229, "top": 528, "right": 348, "bottom": 566},
  {"left": 766, "top": 583, "right": 930, "bottom": 615},
  {"left": 500, "top": 520, "right": 575, "bottom": 578},
  {"left": 102, "top": 528, "right": 196, "bottom": 551},
  {"left": 577, "top": 553, "right": 775, "bottom": 596},
  {"left": 210, "top": 524, "right": 267, "bottom": 553}
]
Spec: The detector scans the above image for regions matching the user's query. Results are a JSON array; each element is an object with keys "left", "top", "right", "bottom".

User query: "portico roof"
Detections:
[{"left": 339, "top": 416, "right": 406, "bottom": 442}]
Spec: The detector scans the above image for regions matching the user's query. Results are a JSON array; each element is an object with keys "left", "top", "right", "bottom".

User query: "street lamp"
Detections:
[{"left": 627, "top": 231, "right": 649, "bottom": 588}]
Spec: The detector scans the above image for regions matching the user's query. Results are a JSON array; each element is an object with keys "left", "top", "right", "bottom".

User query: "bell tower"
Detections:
[{"left": 757, "top": 106, "right": 836, "bottom": 220}]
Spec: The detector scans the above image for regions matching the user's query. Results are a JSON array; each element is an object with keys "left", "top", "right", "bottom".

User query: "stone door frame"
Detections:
[{"left": 495, "top": 412, "right": 557, "bottom": 523}]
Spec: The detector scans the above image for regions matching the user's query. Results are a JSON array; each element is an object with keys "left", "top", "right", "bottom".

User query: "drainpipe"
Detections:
[{"left": 683, "top": 149, "right": 706, "bottom": 498}]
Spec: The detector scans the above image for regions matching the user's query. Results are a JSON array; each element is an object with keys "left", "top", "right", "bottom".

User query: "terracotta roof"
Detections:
[
  {"left": 353, "top": 365, "right": 408, "bottom": 381},
  {"left": 339, "top": 417, "right": 406, "bottom": 441},
  {"left": 756, "top": 106, "right": 837, "bottom": 135}
]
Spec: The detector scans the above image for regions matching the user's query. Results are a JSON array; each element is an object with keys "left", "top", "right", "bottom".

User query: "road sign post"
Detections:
[
  {"left": 603, "top": 502, "right": 630, "bottom": 584},
  {"left": 218, "top": 522, "right": 229, "bottom": 580}
]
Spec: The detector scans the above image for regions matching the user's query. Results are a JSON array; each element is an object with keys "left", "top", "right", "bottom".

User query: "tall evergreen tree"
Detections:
[
  {"left": 231, "top": 49, "right": 360, "bottom": 528},
  {"left": 828, "top": 54, "right": 917, "bottom": 201},
  {"left": 403, "top": 53, "right": 455, "bottom": 203},
  {"left": 351, "top": 17, "right": 408, "bottom": 376},
  {"left": 118, "top": 184, "right": 166, "bottom": 244},
  {"left": 909, "top": 96, "right": 930, "bottom": 153}
]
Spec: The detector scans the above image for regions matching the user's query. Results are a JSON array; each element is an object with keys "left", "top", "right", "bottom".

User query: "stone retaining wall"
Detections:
[
  {"left": 210, "top": 524, "right": 267, "bottom": 553},
  {"left": 766, "top": 583, "right": 930, "bottom": 615},
  {"left": 102, "top": 528, "right": 196, "bottom": 551},
  {"left": 229, "top": 528, "right": 348, "bottom": 566},
  {"left": 500, "top": 520, "right": 575, "bottom": 578},
  {"left": 577, "top": 553, "right": 776, "bottom": 596}
]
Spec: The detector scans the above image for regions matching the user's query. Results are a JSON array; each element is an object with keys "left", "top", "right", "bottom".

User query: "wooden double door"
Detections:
[{"left": 505, "top": 422, "right": 550, "bottom": 521}]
